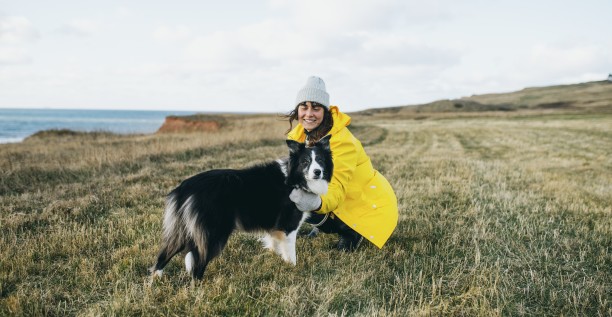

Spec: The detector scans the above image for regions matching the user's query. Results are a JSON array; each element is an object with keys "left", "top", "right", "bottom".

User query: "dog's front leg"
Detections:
[{"left": 284, "top": 230, "right": 298, "bottom": 265}]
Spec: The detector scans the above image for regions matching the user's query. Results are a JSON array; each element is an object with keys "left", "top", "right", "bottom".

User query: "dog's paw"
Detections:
[
  {"left": 185, "top": 252, "right": 194, "bottom": 273},
  {"left": 281, "top": 252, "right": 297, "bottom": 266},
  {"left": 151, "top": 269, "right": 163, "bottom": 278}
]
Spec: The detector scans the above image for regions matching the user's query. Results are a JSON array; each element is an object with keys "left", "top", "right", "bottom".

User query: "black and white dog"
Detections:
[{"left": 151, "top": 135, "right": 333, "bottom": 280}]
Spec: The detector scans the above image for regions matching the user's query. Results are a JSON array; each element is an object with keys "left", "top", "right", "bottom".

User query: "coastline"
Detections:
[{"left": 0, "top": 108, "right": 197, "bottom": 144}]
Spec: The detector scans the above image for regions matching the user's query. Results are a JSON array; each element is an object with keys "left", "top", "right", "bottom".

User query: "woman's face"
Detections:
[{"left": 297, "top": 101, "right": 324, "bottom": 132}]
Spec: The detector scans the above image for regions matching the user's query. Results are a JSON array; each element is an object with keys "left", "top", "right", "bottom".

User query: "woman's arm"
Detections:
[{"left": 318, "top": 136, "right": 358, "bottom": 213}]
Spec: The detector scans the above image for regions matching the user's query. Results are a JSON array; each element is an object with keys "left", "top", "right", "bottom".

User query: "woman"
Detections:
[{"left": 287, "top": 76, "right": 398, "bottom": 251}]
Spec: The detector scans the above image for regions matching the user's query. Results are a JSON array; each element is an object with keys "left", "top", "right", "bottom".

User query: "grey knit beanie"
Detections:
[{"left": 295, "top": 76, "right": 330, "bottom": 108}]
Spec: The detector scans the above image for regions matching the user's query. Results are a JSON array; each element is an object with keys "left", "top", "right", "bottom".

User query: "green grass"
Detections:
[{"left": 0, "top": 112, "right": 610, "bottom": 316}]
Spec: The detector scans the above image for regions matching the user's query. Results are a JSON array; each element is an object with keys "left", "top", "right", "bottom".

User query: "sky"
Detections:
[{"left": 1, "top": 0, "right": 611, "bottom": 113}]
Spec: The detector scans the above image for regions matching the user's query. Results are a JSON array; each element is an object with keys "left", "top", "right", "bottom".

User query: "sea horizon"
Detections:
[{"left": 0, "top": 108, "right": 204, "bottom": 144}]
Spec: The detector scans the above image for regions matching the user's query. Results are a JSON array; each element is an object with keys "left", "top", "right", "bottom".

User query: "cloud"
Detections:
[
  {"left": 357, "top": 34, "right": 460, "bottom": 69},
  {"left": 58, "top": 19, "right": 99, "bottom": 37},
  {"left": 179, "top": 1, "right": 454, "bottom": 73},
  {"left": 0, "top": 1, "right": 458, "bottom": 109},
  {"left": 115, "top": 6, "right": 131, "bottom": 18},
  {"left": 529, "top": 43, "right": 610, "bottom": 75},
  {"left": 0, "top": 46, "right": 31, "bottom": 64},
  {"left": 0, "top": 15, "right": 38, "bottom": 65},
  {"left": 169, "top": 1, "right": 458, "bottom": 110},
  {"left": 183, "top": 28, "right": 278, "bottom": 72},
  {"left": 6, "top": 1, "right": 607, "bottom": 112},
  {"left": 273, "top": 0, "right": 447, "bottom": 32},
  {"left": 152, "top": 25, "right": 193, "bottom": 42},
  {"left": 0, "top": 15, "right": 38, "bottom": 44}
]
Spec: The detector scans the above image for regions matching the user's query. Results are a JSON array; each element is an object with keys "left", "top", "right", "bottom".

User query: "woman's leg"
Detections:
[
  {"left": 305, "top": 213, "right": 363, "bottom": 251},
  {"left": 303, "top": 213, "right": 328, "bottom": 237},
  {"left": 333, "top": 219, "right": 364, "bottom": 252}
]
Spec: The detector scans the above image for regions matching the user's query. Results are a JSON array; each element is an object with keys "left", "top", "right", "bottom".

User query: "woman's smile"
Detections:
[{"left": 298, "top": 102, "right": 324, "bottom": 131}]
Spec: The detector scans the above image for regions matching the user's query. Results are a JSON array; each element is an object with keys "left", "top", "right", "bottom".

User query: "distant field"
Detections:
[{"left": 1, "top": 111, "right": 610, "bottom": 316}]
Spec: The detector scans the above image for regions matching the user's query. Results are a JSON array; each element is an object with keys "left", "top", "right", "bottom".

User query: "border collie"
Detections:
[{"left": 150, "top": 135, "right": 333, "bottom": 280}]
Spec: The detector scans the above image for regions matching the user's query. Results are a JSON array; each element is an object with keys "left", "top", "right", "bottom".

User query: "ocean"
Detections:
[{"left": 0, "top": 108, "right": 197, "bottom": 144}]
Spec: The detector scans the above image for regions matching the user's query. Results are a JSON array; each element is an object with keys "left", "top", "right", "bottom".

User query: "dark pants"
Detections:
[{"left": 306, "top": 213, "right": 363, "bottom": 251}]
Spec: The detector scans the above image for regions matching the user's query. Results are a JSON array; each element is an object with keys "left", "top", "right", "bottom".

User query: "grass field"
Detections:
[{"left": 0, "top": 111, "right": 610, "bottom": 316}]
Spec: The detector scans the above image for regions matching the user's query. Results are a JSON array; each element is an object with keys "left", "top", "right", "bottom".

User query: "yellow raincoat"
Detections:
[{"left": 287, "top": 106, "right": 398, "bottom": 248}]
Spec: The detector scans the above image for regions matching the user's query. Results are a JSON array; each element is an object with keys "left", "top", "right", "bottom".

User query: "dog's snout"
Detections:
[{"left": 313, "top": 169, "right": 321, "bottom": 178}]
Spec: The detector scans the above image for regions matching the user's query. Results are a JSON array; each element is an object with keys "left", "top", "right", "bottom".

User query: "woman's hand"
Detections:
[{"left": 289, "top": 188, "right": 322, "bottom": 212}]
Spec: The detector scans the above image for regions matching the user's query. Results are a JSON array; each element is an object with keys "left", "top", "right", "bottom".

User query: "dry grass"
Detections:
[{"left": 0, "top": 112, "right": 610, "bottom": 316}]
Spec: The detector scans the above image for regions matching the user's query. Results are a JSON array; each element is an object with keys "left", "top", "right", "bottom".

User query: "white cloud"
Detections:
[
  {"left": 280, "top": 0, "right": 447, "bottom": 33},
  {"left": 58, "top": 19, "right": 99, "bottom": 37},
  {"left": 1, "top": 1, "right": 610, "bottom": 112},
  {"left": 529, "top": 43, "right": 608, "bottom": 75},
  {"left": 178, "top": 1, "right": 455, "bottom": 76},
  {"left": 115, "top": 6, "right": 131, "bottom": 18},
  {"left": 0, "top": 46, "right": 31, "bottom": 64},
  {"left": 168, "top": 1, "right": 459, "bottom": 110},
  {"left": 358, "top": 34, "right": 459, "bottom": 68},
  {"left": 0, "top": 1, "right": 457, "bottom": 110},
  {"left": 0, "top": 15, "right": 38, "bottom": 65},
  {"left": 152, "top": 25, "right": 193, "bottom": 42},
  {"left": 184, "top": 29, "right": 278, "bottom": 72},
  {"left": 0, "top": 15, "right": 38, "bottom": 44}
]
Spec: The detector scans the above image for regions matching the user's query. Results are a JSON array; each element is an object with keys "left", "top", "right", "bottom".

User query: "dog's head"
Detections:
[{"left": 285, "top": 135, "right": 333, "bottom": 195}]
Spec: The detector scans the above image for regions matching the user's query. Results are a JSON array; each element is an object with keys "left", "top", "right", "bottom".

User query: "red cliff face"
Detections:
[{"left": 156, "top": 117, "right": 221, "bottom": 133}]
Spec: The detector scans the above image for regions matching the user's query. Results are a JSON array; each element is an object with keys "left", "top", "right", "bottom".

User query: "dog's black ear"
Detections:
[
  {"left": 316, "top": 134, "right": 332, "bottom": 152},
  {"left": 286, "top": 139, "right": 303, "bottom": 154}
]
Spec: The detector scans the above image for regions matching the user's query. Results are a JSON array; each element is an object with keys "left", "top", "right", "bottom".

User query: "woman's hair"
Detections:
[{"left": 283, "top": 102, "right": 334, "bottom": 146}]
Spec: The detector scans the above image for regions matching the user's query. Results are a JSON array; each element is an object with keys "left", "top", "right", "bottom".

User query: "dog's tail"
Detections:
[
  {"left": 178, "top": 194, "right": 211, "bottom": 279},
  {"left": 151, "top": 192, "right": 210, "bottom": 279},
  {"left": 151, "top": 192, "right": 189, "bottom": 276}
]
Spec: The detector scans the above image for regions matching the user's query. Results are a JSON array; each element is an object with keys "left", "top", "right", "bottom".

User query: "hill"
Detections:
[
  {"left": 151, "top": 81, "right": 612, "bottom": 130},
  {"left": 355, "top": 80, "right": 612, "bottom": 117}
]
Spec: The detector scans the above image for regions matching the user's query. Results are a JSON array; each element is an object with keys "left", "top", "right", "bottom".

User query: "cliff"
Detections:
[{"left": 156, "top": 115, "right": 226, "bottom": 133}]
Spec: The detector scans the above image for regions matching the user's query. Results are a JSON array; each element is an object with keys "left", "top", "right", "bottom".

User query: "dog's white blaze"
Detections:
[
  {"left": 306, "top": 151, "right": 329, "bottom": 195},
  {"left": 307, "top": 151, "right": 323, "bottom": 179},
  {"left": 185, "top": 251, "right": 194, "bottom": 273},
  {"left": 180, "top": 196, "right": 198, "bottom": 238}
]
